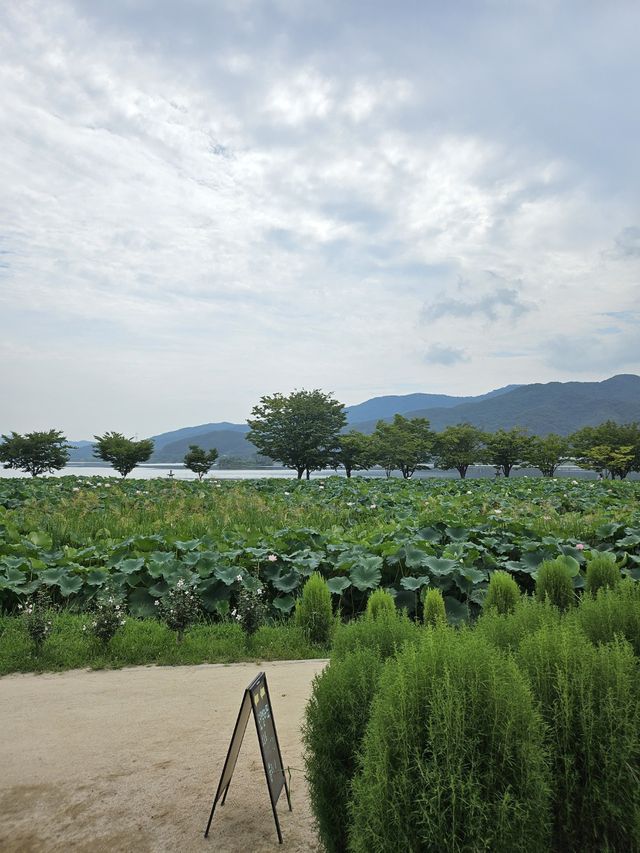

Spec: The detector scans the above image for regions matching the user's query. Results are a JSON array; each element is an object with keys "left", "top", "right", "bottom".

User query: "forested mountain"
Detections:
[{"left": 64, "top": 374, "right": 640, "bottom": 462}]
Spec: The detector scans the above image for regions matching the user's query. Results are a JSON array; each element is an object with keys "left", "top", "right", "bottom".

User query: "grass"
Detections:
[{"left": 0, "top": 613, "right": 328, "bottom": 675}]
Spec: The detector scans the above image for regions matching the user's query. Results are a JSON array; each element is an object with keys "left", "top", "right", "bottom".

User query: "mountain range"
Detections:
[{"left": 66, "top": 374, "right": 640, "bottom": 463}]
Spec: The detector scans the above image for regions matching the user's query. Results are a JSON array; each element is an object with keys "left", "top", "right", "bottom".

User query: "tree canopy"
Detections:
[
  {"left": 528, "top": 434, "right": 570, "bottom": 477},
  {"left": 485, "top": 427, "right": 533, "bottom": 477},
  {"left": 334, "top": 431, "right": 376, "bottom": 478},
  {"left": 183, "top": 444, "right": 218, "bottom": 479},
  {"left": 373, "top": 415, "right": 433, "bottom": 479},
  {"left": 247, "top": 389, "right": 346, "bottom": 479},
  {"left": 93, "top": 432, "right": 154, "bottom": 477},
  {"left": 433, "top": 423, "right": 486, "bottom": 479},
  {"left": 0, "top": 430, "right": 71, "bottom": 477},
  {"left": 570, "top": 421, "right": 640, "bottom": 479}
]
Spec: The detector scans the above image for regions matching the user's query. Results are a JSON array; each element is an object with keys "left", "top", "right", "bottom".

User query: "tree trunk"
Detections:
[
  {"left": 296, "top": 468, "right": 304, "bottom": 479},
  {"left": 305, "top": 468, "right": 311, "bottom": 480}
]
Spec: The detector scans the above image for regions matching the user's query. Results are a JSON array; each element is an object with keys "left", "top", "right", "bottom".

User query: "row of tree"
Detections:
[{"left": 2, "top": 389, "right": 640, "bottom": 479}]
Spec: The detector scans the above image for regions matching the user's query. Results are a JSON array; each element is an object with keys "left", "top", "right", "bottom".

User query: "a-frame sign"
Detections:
[{"left": 204, "top": 672, "right": 292, "bottom": 844}]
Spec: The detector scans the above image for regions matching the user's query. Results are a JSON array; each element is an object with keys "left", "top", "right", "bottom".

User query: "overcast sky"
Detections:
[{"left": 2, "top": 1, "right": 639, "bottom": 438}]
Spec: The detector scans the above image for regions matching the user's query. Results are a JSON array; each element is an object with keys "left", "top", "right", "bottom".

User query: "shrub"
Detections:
[
  {"left": 85, "top": 595, "right": 126, "bottom": 645},
  {"left": 483, "top": 570, "right": 520, "bottom": 614},
  {"left": 585, "top": 552, "right": 620, "bottom": 595},
  {"left": 422, "top": 587, "right": 446, "bottom": 627},
  {"left": 19, "top": 590, "right": 53, "bottom": 651},
  {"left": 476, "top": 595, "right": 561, "bottom": 653},
  {"left": 233, "top": 578, "right": 267, "bottom": 636},
  {"left": 518, "top": 621, "right": 640, "bottom": 852},
  {"left": 303, "top": 648, "right": 385, "bottom": 853},
  {"left": 157, "top": 578, "right": 201, "bottom": 641},
  {"left": 575, "top": 578, "right": 640, "bottom": 655},
  {"left": 365, "top": 588, "right": 396, "bottom": 620},
  {"left": 332, "top": 608, "right": 420, "bottom": 662},
  {"left": 535, "top": 557, "right": 575, "bottom": 610},
  {"left": 350, "top": 629, "right": 552, "bottom": 853},
  {"left": 294, "top": 573, "right": 333, "bottom": 646}
]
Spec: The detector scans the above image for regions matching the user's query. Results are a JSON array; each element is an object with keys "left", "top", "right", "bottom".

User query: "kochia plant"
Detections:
[
  {"left": 365, "top": 588, "right": 396, "bottom": 620},
  {"left": 484, "top": 570, "right": 520, "bottom": 615},
  {"left": 423, "top": 587, "right": 446, "bottom": 626},
  {"left": 535, "top": 557, "right": 576, "bottom": 610},
  {"left": 294, "top": 573, "right": 333, "bottom": 646},
  {"left": 585, "top": 553, "right": 620, "bottom": 595}
]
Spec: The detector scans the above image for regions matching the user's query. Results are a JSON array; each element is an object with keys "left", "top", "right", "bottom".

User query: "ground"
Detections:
[{"left": 0, "top": 660, "right": 327, "bottom": 852}]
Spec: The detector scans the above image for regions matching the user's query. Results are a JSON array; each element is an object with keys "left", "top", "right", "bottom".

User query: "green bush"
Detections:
[
  {"left": 575, "top": 578, "right": 640, "bottom": 655},
  {"left": 585, "top": 552, "right": 620, "bottom": 595},
  {"left": 365, "top": 588, "right": 396, "bottom": 620},
  {"left": 518, "top": 621, "right": 640, "bottom": 852},
  {"left": 303, "top": 648, "right": 384, "bottom": 853},
  {"left": 350, "top": 629, "right": 552, "bottom": 853},
  {"left": 535, "top": 557, "right": 575, "bottom": 610},
  {"left": 422, "top": 587, "right": 446, "bottom": 626},
  {"left": 294, "top": 573, "right": 333, "bottom": 646},
  {"left": 484, "top": 570, "right": 520, "bottom": 614},
  {"left": 476, "top": 596, "right": 561, "bottom": 653},
  {"left": 332, "top": 608, "right": 420, "bottom": 662}
]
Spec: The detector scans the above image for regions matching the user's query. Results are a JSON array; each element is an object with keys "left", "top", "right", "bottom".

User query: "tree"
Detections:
[
  {"left": 571, "top": 421, "right": 640, "bottom": 479},
  {"left": 183, "top": 444, "right": 218, "bottom": 479},
  {"left": 0, "top": 430, "right": 71, "bottom": 477},
  {"left": 247, "top": 389, "right": 346, "bottom": 479},
  {"left": 433, "top": 423, "right": 486, "bottom": 479},
  {"left": 528, "top": 434, "right": 570, "bottom": 477},
  {"left": 334, "top": 431, "right": 376, "bottom": 478},
  {"left": 93, "top": 432, "right": 154, "bottom": 477},
  {"left": 485, "top": 427, "right": 532, "bottom": 477},
  {"left": 372, "top": 415, "right": 433, "bottom": 479}
]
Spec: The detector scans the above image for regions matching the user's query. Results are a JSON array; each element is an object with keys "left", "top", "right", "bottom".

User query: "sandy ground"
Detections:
[{"left": 0, "top": 660, "right": 328, "bottom": 853}]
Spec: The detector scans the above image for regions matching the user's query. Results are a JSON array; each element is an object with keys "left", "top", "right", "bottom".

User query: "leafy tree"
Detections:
[
  {"left": 334, "top": 431, "right": 375, "bottom": 478},
  {"left": 571, "top": 421, "right": 640, "bottom": 479},
  {"left": 93, "top": 432, "right": 154, "bottom": 477},
  {"left": 372, "top": 415, "right": 433, "bottom": 479},
  {"left": 485, "top": 427, "right": 532, "bottom": 477},
  {"left": 433, "top": 423, "right": 486, "bottom": 479},
  {"left": 247, "top": 389, "right": 346, "bottom": 479},
  {"left": 183, "top": 444, "right": 218, "bottom": 479},
  {"left": 527, "top": 433, "right": 570, "bottom": 477},
  {"left": 0, "top": 430, "right": 71, "bottom": 477}
]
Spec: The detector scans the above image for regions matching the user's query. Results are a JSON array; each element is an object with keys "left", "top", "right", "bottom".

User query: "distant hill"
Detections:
[
  {"left": 63, "top": 374, "right": 640, "bottom": 463},
  {"left": 345, "top": 385, "right": 519, "bottom": 424},
  {"left": 350, "top": 375, "right": 640, "bottom": 436}
]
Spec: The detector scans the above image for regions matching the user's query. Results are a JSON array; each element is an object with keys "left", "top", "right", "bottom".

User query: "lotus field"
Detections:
[{"left": 1, "top": 475, "right": 639, "bottom": 624}]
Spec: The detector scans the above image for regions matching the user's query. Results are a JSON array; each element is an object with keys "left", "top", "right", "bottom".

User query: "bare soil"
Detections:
[{"left": 0, "top": 660, "right": 327, "bottom": 852}]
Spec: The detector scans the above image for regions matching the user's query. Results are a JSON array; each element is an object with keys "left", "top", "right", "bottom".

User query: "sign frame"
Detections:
[{"left": 204, "top": 671, "right": 292, "bottom": 844}]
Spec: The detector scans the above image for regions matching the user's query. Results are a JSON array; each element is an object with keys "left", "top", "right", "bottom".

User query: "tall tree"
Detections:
[
  {"left": 528, "top": 434, "right": 570, "bottom": 477},
  {"left": 373, "top": 415, "right": 433, "bottom": 479},
  {"left": 183, "top": 445, "right": 218, "bottom": 479},
  {"left": 0, "top": 430, "right": 71, "bottom": 477},
  {"left": 485, "top": 427, "right": 532, "bottom": 477},
  {"left": 247, "top": 389, "right": 346, "bottom": 479},
  {"left": 571, "top": 421, "right": 640, "bottom": 479},
  {"left": 93, "top": 432, "right": 154, "bottom": 477},
  {"left": 433, "top": 423, "right": 486, "bottom": 479},
  {"left": 334, "top": 431, "right": 375, "bottom": 478}
]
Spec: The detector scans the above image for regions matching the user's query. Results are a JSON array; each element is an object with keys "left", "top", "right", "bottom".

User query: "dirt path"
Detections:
[{"left": 0, "top": 660, "right": 327, "bottom": 852}]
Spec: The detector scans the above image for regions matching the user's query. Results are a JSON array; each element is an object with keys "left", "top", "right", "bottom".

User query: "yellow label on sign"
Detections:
[{"left": 253, "top": 693, "right": 259, "bottom": 705}]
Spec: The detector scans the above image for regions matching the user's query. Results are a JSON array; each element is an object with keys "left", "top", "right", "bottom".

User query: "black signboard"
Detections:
[{"left": 204, "top": 672, "right": 292, "bottom": 844}]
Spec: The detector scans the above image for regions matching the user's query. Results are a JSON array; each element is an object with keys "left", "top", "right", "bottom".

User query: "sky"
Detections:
[{"left": 1, "top": 0, "right": 639, "bottom": 438}]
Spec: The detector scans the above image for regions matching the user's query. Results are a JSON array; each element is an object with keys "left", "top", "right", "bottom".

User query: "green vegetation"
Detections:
[
  {"left": 294, "top": 573, "right": 333, "bottom": 645},
  {"left": 0, "top": 430, "right": 71, "bottom": 477},
  {"left": 483, "top": 569, "right": 520, "bottom": 614},
  {"left": 183, "top": 444, "right": 219, "bottom": 479},
  {"left": 365, "top": 588, "right": 396, "bottom": 620},
  {"left": 535, "top": 556, "right": 577, "bottom": 610},
  {"left": 585, "top": 552, "right": 620, "bottom": 594},
  {"left": 93, "top": 432, "right": 154, "bottom": 477},
  {"left": 422, "top": 586, "right": 446, "bottom": 626}
]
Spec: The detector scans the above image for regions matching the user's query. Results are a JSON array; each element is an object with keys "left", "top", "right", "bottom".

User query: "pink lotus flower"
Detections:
[
  {"left": 576, "top": 543, "right": 585, "bottom": 551},
  {"left": 267, "top": 554, "right": 278, "bottom": 562}
]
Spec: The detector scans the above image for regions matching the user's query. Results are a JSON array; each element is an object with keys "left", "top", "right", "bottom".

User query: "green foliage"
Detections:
[
  {"left": 484, "top": 570, "right": 521, "bottom": 614},
  {"left": 0, "top": 430, "right": 71, "bottom": 477},
  {"left": 422, "top": 586, "right": 446, "bottom": 626},
  {"left": 571, "top": 420, "right": 640, "bottom": 479},
  {"left": 334, "top": 431, "right": 375, "bottom": 478},
  {"left": 157, "top": 578, "right": 201, "bottom": 641},
  {"left": 294, "top": 572, "right": 333, "bottom": 646},
  {"left": 350, "top": 629, "right": 552, "bottom": 853},
  {"left": 86, "top": 593, "right": 126, "bottom": 644},
  {"left": 247, "top": 389, "right": 346, "bottom": 479},
  {"left": 485, "top": 426, "right": 533, "bottom": 477},
  {"left": 332, "top": 608, "right": 420, "bottom": 661},
  {"left": 585, "top": 552, "right": 620, "bottom": 595},
  {"left": 93, "top": 432, "right": 154, "bottom": 477},
  {"left": 183, "top": 444, "right": 218, "bottom": 479},
  {"left": 303, "top": 648, "right": 385, "bottom": 853},
  {"left": 476, "top": 596, "right": 561, "bottom": 653},
  {"left": 372, "top": 414, "right": 433, "bottom": 479},
  {"left": 535, "top": 557, "right": 576, "bottom": 610},
  {"left": 233, "top": 576, "right": 267, "bottom": 636},
  {"left": 433, "top": 422, "right": 486, "bottom": 478},
  {"left": 365, "top": 588, "right": 396, "bottom": 620},
  {"left": 518, "top": 621, "right": 640, "bottom": 852},
  {"left": 528, "top": 433, "right": 569, "bottom": 477},
  {"left": 575, "top": 578, "right": 640, "bottom": 655},
  {"left": 20, "top": 589, "right": 54, "bottom": 649}
]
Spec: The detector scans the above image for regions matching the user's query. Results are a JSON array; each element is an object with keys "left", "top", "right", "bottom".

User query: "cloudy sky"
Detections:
[{"left": 2, "top": 0, "right": 639, "bottom": 438}]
